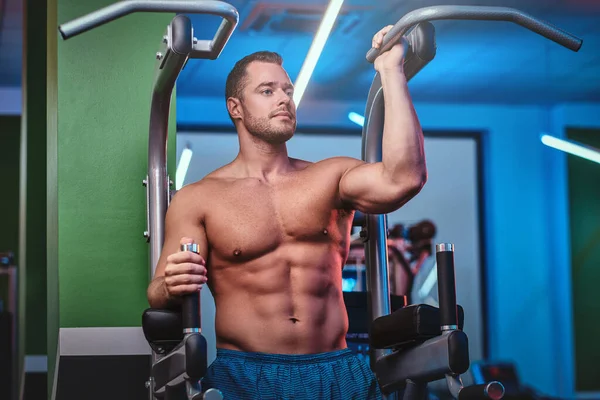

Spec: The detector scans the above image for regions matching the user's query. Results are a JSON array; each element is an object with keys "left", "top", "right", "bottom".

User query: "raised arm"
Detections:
[
  {"left": 147, "top": 185, "right": 209, "bottom": 309},
  {"left": 339, "top": 26, "right": 426, "bottom": 214}
]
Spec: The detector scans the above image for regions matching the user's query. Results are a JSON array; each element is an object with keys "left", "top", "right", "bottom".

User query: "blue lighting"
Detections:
[
  {"left": 541, "top": 134, "right": 600, "bottom": 165},
  {"left": 348, "top": 112, "right": 365, "bottom": 127},
  {"left": 293, "top": 0, "right": 345, "bottom": 108},
  {"left": 342, "top": 278, "right": 357, "bottom": 292}
]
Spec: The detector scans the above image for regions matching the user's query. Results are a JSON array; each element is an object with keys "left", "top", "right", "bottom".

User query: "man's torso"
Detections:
[{"left": 193, "top": 158, "right": 358, "bottom": 354}]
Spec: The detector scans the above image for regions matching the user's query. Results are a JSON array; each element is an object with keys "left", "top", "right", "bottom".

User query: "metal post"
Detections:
[
  {"left": 360, "top": 21, "right": 436, "bottom": 400},
  {"left": 360, "top": 73, "right": 397, "bottom": 400},
  {"left": 146, "top": 15, "right": 192, "bottom": 278}
]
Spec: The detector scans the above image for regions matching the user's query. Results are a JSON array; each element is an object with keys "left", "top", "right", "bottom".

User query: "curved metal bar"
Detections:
[
  {"left": 147, "top": 14, "right": 193, "bottom": 278},
  {"left": 58, "top": 0, "right": 239, "bottom": 44},
  {"left": 361, "top": 72, "right": 392, "bottom": 372},
  {"left": 362, "top": 6, "right": 581, "bottom": 399},
  {"left": 360, "top": 23, "right": 435, "bottom": 379},
  {"left": 58, "top": 3, "right": 239, "bottom": 276},
  {"left": 366, "top": 5, "right": 583, "bottom": 62}
]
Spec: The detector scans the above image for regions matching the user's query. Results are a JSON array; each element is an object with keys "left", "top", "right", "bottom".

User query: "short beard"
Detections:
[{"left": 243, "top": 108, "right": 295, "bottom": 145}]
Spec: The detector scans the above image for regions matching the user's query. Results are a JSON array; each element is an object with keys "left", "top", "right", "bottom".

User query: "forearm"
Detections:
[
  {"left": 380, "top": 68, "right": 425, "bottom": 184},
  {"left": 147, "top": 276, "right": 181, "bottom": 309}
]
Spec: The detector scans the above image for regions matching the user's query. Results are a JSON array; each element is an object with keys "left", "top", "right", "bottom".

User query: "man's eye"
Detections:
[{"left": 262, "top": 89, "right": 273, "bottom": 95}]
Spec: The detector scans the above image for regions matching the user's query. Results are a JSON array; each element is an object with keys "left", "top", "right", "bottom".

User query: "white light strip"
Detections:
[
  {"left": 541, "top": 134, "right": 600, "bottom": 165},
  {"left": 293, "top": 0, "right": 345, "bottom": 108},
  {"left": 176, "top": 147, "right": 193, "bottom": 190},
  {"left": 418, "top": 262, "right": 438, "bottom": 299},
  {"left": 348, "top": 112, "right": 365, "bottom": 127}
]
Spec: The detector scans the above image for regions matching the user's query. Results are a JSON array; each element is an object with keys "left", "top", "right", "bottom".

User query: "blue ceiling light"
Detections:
[
  {"left": 176, "top": 147, "right": 193, "bottom": 190},
  {"left": 293, "top": 0, "right": 345, "bottom": 108},
  {"left": 348, "top": 111, "right": 365, "bottom": 127},
  {"left": 541, "top": 134, "right": 600, "bottom": 165}
]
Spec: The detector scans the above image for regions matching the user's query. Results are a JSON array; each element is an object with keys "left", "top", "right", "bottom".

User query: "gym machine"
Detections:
[
  {"left": 58, "top": 3, "right": 584, "bottom": 400},
  {"left": 0, "top": 252, "right": 18, "bottom": 400},
  {"left": 59, "top": 1, "right": 239, "bottom": 399},
  {"left": 360, "top": 6, "right": 582, "bottom": 400}
]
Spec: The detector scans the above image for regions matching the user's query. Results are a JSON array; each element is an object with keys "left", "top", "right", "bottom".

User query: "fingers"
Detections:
[
  {"left": 165, "top": 274, "right": 208, "bottom": 288},
  {"left": 167, "top": 251, "right": 206, "bottom": 266},
  {"left": 382, "top": 24, "right": 393, "bottom": 35},
  {"left": 164, "top": 261, "right": 208, "bottom": 296},
  {"left": 165, "top": 261, "right": 207, "bottom": 277},
  {"left": 372, "top": 25, "right": 394, "bottom": 48},
  {"left": 167, "top": 283, "right": 204, "bottom": 296},
  {"left": 163, "top": 237, "right": 209, "bottom": 296}
]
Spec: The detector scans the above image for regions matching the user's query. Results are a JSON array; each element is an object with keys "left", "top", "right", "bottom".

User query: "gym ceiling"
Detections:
[{"left": 1, "top": 0, "right": 599, "bottom": 114}]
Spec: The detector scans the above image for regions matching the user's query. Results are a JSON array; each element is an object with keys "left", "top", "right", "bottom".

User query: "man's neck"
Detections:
[{"left": 234, "top": 138, "right": 292, "bottom": 181}]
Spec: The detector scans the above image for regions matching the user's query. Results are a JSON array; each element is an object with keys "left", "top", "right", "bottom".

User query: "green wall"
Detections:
[
  {"left": 48, "top": 0, "right": 176, "bottom": 393},
  {"left": 567, "top": 128, "right": 600, "bottom": 392}
]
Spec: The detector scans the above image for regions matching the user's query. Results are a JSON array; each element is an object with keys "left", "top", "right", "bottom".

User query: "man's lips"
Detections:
[{"left": 272, "top": 111, "right": 292, "bottom": 118}]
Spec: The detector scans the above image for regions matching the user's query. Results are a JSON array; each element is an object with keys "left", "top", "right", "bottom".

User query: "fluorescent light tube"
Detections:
[
  {"left": 348, "top": 111, "right": 365, "bottom": 127},
  {"left": 541, "top": 134, "right": 600, "bottom": 165},
  {"left": 176, "top": 147, "right": 193, "bottom": 190},
  {"left": 293, "top": 0, "right": 344, "bottom": 108}
]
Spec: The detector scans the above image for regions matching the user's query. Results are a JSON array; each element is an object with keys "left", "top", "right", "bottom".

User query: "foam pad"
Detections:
[
  {"left": 141, "top": 308, "right": 184, "bottom": 354},
  {"left": 344, "top": 292, "right": 408, "bottom": 342},
  {"left": 370, "top": 304, "right": 464, "bottom": 350}
]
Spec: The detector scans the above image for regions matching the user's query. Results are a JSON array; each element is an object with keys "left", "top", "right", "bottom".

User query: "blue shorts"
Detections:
[{"left": 201, "top": 348, "right": 383, "bottom": 399}]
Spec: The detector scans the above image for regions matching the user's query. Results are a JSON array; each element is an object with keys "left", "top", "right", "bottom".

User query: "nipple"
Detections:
[{"left": 233, "top": 249, "right": 242, "bottom": 257}]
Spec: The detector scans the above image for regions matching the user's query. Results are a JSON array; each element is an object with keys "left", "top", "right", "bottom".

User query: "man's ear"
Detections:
[{"left": 227, "top": 97, "right": 243, "bottom": 121}]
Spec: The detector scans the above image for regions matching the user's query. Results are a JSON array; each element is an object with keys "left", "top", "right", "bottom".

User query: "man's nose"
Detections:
[{"left": 276, "top": 89, "right": 291, "bottom": 105}]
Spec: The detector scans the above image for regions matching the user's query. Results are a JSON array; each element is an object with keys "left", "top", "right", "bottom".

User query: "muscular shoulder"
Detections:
[
  {"left": 297, "top": 156, "right": 364, "bottom": 177},
  {"left": 168, "top": 177, "right": 221, "bottom": 223}
]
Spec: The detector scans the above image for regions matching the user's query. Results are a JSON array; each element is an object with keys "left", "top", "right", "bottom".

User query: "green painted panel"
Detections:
[
  {"left": 567, "top": 128, "right": 600, "bottom": 392},
  {"left": 56, "top": 0, "right": 176, "bottom": 327}
]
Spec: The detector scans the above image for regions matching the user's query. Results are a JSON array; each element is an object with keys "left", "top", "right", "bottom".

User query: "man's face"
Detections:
[{"left": 238, "top": 61, "right": 297, "bottom": 144}]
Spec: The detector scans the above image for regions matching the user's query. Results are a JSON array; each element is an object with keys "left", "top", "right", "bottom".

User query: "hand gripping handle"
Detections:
[{"left": 180, "top": 242, "right": 201, "bottom": 333}]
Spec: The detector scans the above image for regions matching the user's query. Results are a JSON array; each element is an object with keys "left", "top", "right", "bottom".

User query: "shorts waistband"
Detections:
[{"left": 215, "top": 348, "right": 353, "bottom": 365}]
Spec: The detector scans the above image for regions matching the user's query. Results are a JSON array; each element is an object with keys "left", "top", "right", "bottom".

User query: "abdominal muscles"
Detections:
[{"left": 210, "top": 241, "right": 349, "bottom": 354}]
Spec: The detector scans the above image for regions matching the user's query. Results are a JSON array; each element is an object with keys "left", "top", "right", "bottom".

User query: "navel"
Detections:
[
  {"left": 233, "top": 248, "right": 242, "bottom": 257},
  {"left": 322, "top": 228, "right": 328, "bottom": 235}
]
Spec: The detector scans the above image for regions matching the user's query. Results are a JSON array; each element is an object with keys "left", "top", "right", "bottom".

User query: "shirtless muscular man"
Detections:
[{"left": 147, "top": 25, "right": 427, "bottom": 399}]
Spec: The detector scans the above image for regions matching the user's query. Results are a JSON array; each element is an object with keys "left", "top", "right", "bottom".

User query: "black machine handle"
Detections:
[
  {"left": 58, "top": 0, "right": 238, "bottom": 59},
  {"left": 366, "top": 5, "right": 583, "bottom": 63},
  {"left": 180, "top": 243, "right": 201, "bottom": 332},
  {"left": 459, "top": 382, "right": 505, "bottom": 400},
  {"left": 436, "top": 243, "right": 458, "bottom": 329}
]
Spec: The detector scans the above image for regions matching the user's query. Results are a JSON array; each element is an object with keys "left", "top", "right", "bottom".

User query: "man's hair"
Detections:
[{"left": 225, "top": 51, "right": 283, "bottom": 110}]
